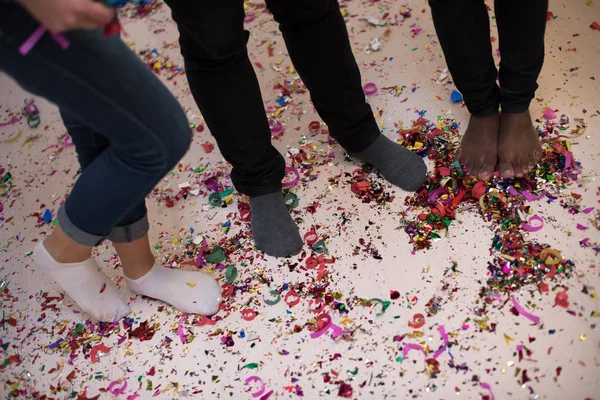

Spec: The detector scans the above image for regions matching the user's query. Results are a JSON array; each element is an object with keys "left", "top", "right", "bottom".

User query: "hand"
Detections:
[{"left": 17, "top": 0, "right": 115, "bottom": 33}]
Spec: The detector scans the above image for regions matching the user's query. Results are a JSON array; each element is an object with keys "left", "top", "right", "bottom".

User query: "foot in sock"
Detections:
[
  {"left": 33, "top": 242, "right": 131, "bottom": 322},
  {"left": 250, "top": 193, "right": 303, "bottom": 257},
  {"left": 354, "top": 134, "right": 427, "bottom": 191},
  {"left": 125, "top": 263, "right": 222, "bottom": 315}
]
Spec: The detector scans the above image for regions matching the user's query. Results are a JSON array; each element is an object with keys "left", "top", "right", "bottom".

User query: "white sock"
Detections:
[
  {"left": 125, "top": 263, "right": 222, "bottom": 315},
  {"left": 33, "top": 242, "right": 131, "bottom": 322}
]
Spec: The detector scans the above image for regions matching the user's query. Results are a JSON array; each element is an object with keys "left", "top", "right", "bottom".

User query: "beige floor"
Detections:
[{"left": 1, "top": 1, "right": 599, "bottom": 399}]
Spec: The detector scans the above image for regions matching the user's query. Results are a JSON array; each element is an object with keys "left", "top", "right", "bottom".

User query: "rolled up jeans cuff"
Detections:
[
  {"left": 107, "top": 214, "right": 149, "bottom": 243},
  {"left": 58, "top": 205, "right": 105, "bottom": 246}
]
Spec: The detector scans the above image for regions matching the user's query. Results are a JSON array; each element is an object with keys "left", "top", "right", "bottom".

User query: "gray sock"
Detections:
[
  {"left": 354, "top": 135, "right": 427, "bottom": 192},
  {"left": 250, "top": 193, "right": 303, "bottom": 257}
]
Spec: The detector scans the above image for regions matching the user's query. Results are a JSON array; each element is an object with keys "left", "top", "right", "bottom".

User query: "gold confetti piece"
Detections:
[
  {"left": 579, "top": 334, "right": 586, "bottom": 341},
  {"left": 187, "top": 282, "right": 196, "bottom": 287},
  {"left": 504, "top": 333, "right": 514, "bottom": 344},
  {"left": 507, "top": 360, "right": 515, "bottom": 367}
]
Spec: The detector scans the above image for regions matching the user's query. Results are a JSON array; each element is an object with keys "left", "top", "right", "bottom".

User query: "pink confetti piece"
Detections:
[
  {"left": 543, "top": 107, "right": 557, "bottom": 120},
  {"left": 0, "top": 118, "right": 21, "bottom": 127},
  {"left": 582, "top": 207, "right": 595, "bottom": 214},
  {"left": 195, "top": 240, "right": 207, "bottom": 267},
  {"left": 177, "top": 315, "right": 187, "bottom": 344},
  {"left": 107, "top": 380, "right": 127, "bottom": 395},
  {"left": 282, "top": 166, "right": 300, "bottom": 188},
  {"left": 402, "top": 343, "right": 426, "bottom": 359},
  {"left": 480, "top": 382, "right": 495, "bottom": 400},
  {"left": 576, "top": 224, "right": 588, "bottom": 230},
  {"left": 432, "top": 325, "right": 449, "bottom": 359},
  {"left": 245, "top": 376, "right": 266, "bottom": 398},
  {"left": 126, "top": 394, "right": 139, "bottom": 400},
  {"left": 511, "top": 296, "right": 541, "bottom": 324},
  {"left": 522, "top": 190, "right": 546, "bottom": 202},
  {"left": 521, "top": 215, "right": 544, "bottom": 232},
  {"left": 310, "top": 313, "right": 343, "bottom": 339}
]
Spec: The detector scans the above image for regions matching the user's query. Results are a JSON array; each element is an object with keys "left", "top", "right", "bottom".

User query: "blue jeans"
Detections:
[{"left": 0, "top": 5, "right": 191, "bottom": 246}]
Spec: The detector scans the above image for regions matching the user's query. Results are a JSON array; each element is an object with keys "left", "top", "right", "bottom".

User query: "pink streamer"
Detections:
[
  {"left": 432, "top": 325, "right": 449, "bottom": 359},
  {"left": 521, "top": 215, "right": 544, "bottom": 232},
  {"left": 480, "top": 382, "right": 495, "bottom": 400},
  {"left": 438, "top": 325, "right": 449, "bottom": 344},
  {"left": 20, "top": 26, "right": 70, "bottom": 56},
  {"left": 282, "top": 166, "right": 300, "bottom": 188},
  {"left": 0, "top": 118, "right": 20, "bottom": 127},
  {"left": 402, "top": 343, "right": 426, "bottom": 359},
  {"left": 177, "top": 315, "right": 187, "bottom": 343},
  {"left": 107, "top": 380, "right": 128, "bottom": 395},
  {"left": 245, "top": 376, "right": 266, "bottom": 398},
  {"left": 511, "top": 296, "right": 540, "bottom": 324},
  {"left": 310, "top": 313, "right": 343, "bottom": 339},
  {"left": 50, "top": 32, "right": 70, "bottom": 49}
]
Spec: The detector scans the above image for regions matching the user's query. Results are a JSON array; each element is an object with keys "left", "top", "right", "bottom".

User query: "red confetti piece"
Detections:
[
  {"left": 202, "top": 142, "right": 214, "bottom": 153},
  {"left": 338, "top": 382, "right": 353, "bottom": 398},
  {"left": 555, "top": 291, "right": 569, "bottom": 308},
  {"left": 284, "top": 289, "right": 301, "bottom": 307},
  {"left": 390, "top": 290, "right": 400, "bottom": 300},
  {"left": 241, "top": 308, "right": 258, "bottom": 321},
  {"left": 408, "top": 313, "right": 426, "bottom": 329},
  {"left": 90, "top": 343, "right": 111, "bottom": 364}
]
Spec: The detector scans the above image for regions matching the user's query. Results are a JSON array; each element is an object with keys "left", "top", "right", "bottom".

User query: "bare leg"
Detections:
[
  {"left": 43, "top": 224, "right": 92, "bottom": 263},
  {"left": 113, "top": 234, "right": 155, "bottom": 279}
]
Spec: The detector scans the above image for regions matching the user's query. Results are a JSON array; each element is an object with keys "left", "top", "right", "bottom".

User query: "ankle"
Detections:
[
  {"left": 43, "top": 236, "right": 91, "bottom": 264},
  {"left": 122, "top": 258, "right": 155, "bottom": 280}
]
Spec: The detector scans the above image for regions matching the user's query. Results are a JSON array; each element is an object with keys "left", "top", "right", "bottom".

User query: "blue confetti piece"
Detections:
[
  {"left": 451, "top": 90, "right": 463, "bottom": 103},
  {"left": 42, "top": 209, "right": 52, "bottom": 223}
]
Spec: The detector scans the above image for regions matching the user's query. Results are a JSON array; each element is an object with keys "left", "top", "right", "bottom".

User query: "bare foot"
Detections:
[
  {"left": 456, "top": 114, "right": 499, "bottom": 181},
  {"left": 498, "top": 111, "right": 543, "bottom": 179}
]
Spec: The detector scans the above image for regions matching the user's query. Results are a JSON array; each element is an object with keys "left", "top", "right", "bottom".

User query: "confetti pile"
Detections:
[{"left": 1, "top": 0, "right": 599, "bottom": 399}]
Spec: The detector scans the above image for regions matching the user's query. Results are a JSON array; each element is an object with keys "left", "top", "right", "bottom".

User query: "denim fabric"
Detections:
[{"left": 0, "top": 5, "right": 191, "bottom": 246}]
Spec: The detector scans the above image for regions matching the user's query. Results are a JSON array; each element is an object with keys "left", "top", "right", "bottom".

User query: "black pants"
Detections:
[
  {"left": 164, "top": 0, "right": 380, "bottom": 196},
  {"left": 429, "top": 0, "right": 548, "bottom": 117}
]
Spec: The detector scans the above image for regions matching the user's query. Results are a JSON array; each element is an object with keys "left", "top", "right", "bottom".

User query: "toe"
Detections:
[
  {"left": 513, "top": 157, "right": 525, "bottom": 178},
  {"left": 476, "top": 153, "right": 496, "bottom": 181},
  {"left": 477, "top": 166, "right": 493, "bottom": 181},
  {"left": 499, "top": 158, "right": 515, "bottom": 179}
]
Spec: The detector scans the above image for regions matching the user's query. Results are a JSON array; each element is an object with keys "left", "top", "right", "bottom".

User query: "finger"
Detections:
[
  {"left": 80, "top": 2, "right": 116, "bottom": 25},
  {"left": 70, "top": 17, "right": 107, "bottom": 31}
]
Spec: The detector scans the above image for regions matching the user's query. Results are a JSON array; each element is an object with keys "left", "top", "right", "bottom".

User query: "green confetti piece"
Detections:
[
  {"left": 395, "top": 356, "right": 403, "bottom": 362},
  {"left": 205, "top": 247, "right": 225, "bottom": 264},
  {"left": 208, "top": 192, "right": 222, "bottom": 207},
  {"left": 242, "top": 362, "right": 259, "bottom": 370},
  {"left": 225, "top": 265, "right": 238, "bottom": 284},
  {"left": 220, "top": 187, "right": 234, "bottom": 198},
  {"left": 312, "top": 239, "right": 327, "bottom": 254},
  {"left": 263, "top": 290, "right": 281, "bottom": 306},
  {"left": 284, "top": 193, "right": 299, "bottom": 209},
  {"left": 366, "top": 298, "right": 391, "bottom": 316}
]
